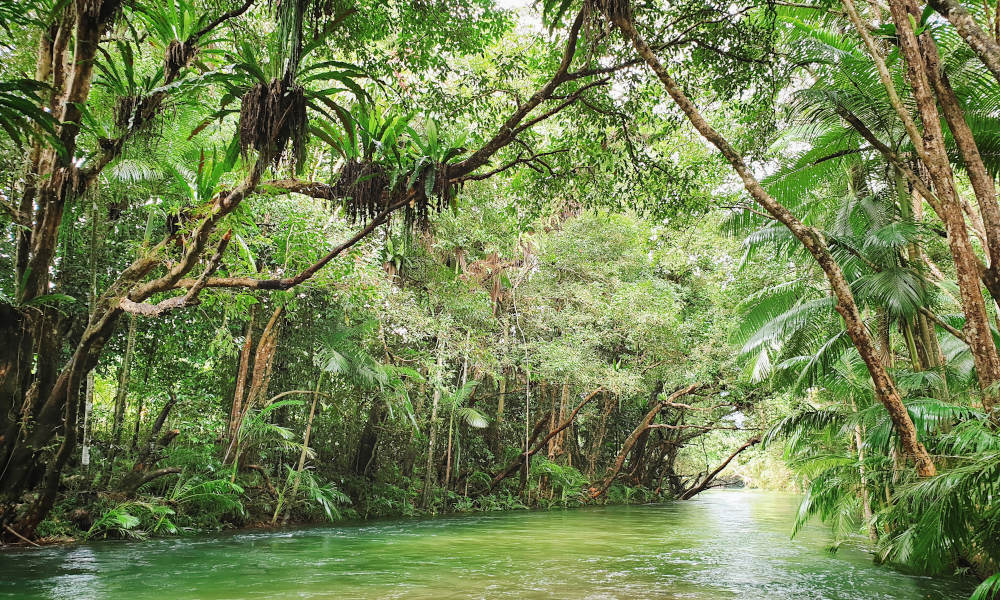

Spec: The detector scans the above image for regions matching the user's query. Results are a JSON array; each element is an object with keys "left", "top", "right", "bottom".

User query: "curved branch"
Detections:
[
  {"left": 121, "top": 230, "right": 231, "bottom": 316},
  {"left": 125, "top": 467, "right": 182, "bottom": 494},
  {"left": 173, "top": 195, "right": 409, "bottom": 291},
  {"left": 450, "top": 8, "right": 586, "bottom": 177},
  {"left": 190, "top": 0, "right": 257, "bottom": 43}
]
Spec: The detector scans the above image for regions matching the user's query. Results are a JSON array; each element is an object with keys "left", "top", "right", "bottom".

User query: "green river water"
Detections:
[{"left": 0, "top": 490, "right": 974, "bottom": 599}]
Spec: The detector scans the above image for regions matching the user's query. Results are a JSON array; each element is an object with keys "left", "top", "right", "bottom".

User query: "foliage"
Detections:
[{"left": 87, "top": 502, "right": 178, "bottom": 540}]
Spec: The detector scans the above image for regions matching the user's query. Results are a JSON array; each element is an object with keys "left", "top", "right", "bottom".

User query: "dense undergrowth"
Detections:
[{"left": 36, "top": 459, "right": 668, "bottom": 542}]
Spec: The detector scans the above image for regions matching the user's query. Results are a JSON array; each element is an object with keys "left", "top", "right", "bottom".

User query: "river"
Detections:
[{"left": 0, "top": 490, "right": 973, "bottom": 599}]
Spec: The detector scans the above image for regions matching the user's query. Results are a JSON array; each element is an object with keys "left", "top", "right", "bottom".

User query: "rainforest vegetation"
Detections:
[{"left": 1, "top": 0, "right": 1000, "bottom": 597}]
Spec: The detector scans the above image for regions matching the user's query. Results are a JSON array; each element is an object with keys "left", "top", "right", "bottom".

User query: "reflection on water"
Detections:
[{"left": 0, "top": 490, "right": 973, "bottom": 599}]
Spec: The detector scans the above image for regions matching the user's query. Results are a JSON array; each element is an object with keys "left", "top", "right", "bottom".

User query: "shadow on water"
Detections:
[{"left": 0, "top": 490, "right": 975, "bottom": 599}]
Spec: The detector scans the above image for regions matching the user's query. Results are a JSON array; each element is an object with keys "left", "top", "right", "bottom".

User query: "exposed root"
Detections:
[
  {"left": 330, "top": 159, "right": 455, "bottom": 230},
  {"left": 335, "top": 159, "right": 389, "bottom": 222},
  {"left": 113, "top": 95, "right": 142, "bottom": 131},
  {"left": 403, "top": 163, "right": 455, "bottom": 230}
]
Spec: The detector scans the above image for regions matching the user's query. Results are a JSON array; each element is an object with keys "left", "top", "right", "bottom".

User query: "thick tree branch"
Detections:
[
  {"left": 450, "top": 8, "right": 585, "bottom": 177},
  {"left": 173, "top": 195, "right": 409, "bottom": 291},
  {"left": 190, "top": 0, "right": 257, "bottom": 42},
  {"left": 678, "top": 436, "right": 760, "bottom": 500},
  {"left": 121, "top": 230, "right": 231, "bottom": 316},
  {"left": 926, "top": 0, "right": 1000, "bottom": 84},
  {"left": 919, "top": 306, "right": 968, "bottom": 343},
  {"left": 590, "top": 384, "right": 700, "bottom": 500}
]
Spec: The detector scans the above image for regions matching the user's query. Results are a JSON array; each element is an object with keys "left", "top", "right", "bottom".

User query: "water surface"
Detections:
[{"left": 0, "top": 490, "right": 972, "bottom": 599}]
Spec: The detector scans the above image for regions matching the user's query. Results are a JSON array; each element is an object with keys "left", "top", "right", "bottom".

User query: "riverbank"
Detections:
[{"left": 7, "top": 477, "right": 671, "bottom": 550}]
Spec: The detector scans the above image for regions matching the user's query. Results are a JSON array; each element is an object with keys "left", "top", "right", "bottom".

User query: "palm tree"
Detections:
[{"left": 441, "top": 380, "right": 489, "bottom": 492}]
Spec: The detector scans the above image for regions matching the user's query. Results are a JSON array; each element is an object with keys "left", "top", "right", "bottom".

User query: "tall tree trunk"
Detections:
[
  {"left": 603, "top": 6, "right": 936, "bottom": 475},
  {"left": 487, "top": 374, "right": 505, "bottom": 458},
  {"left": 919, "top": 30, "right": 1000, "bottom": 271},
  {"left": 111, "top": 316, "right": 138, "bottom": 444},
  {"left": 851, "top": 397, "right": 878, "bottom": 542},
  {"left": 444, "top": 410, "right": 455, "bottom": 491},
  {"left": 229, "top": 305, "right": 257, "bottom": 444},
  {"left": 224, "top": 305, "right": 283, "bottom": 464},
  {"left": 445, "top": 338, "right": 471, "bottom": 491},
  {"left": 421, "top": 345, "right": 445, "bottom": 508},
  {"left": 402, "top": 374, "right": 427, "bottom": 478},
  {"left": 0, "top": 6, "right": 110, "bottom": 532},
  {"left": 130, "top": 396, "right": 145, "bottom": 452},
  {"left": 102, "top": 315, "right": 139, "bottom": 482},
  {"left": 554, "top": 379, "right": 569, "bottom": 459},
  {"left": 353, "top": 398, "right": 384, "bottom": 478},
  {"left": 545, "top": 382, "right": 557, "bottom": 460},
  {"left": 244, "top": 306, "right": 284, "bottom": 411},
  {"left": 587, "top": 391, "right": 615, "bottom": 478},
  {"left": 81, "top": 372, "right": 94, "bottom": 470},
  {"left": 522, "top": 368, "right": 531, "bottom": 493}
]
